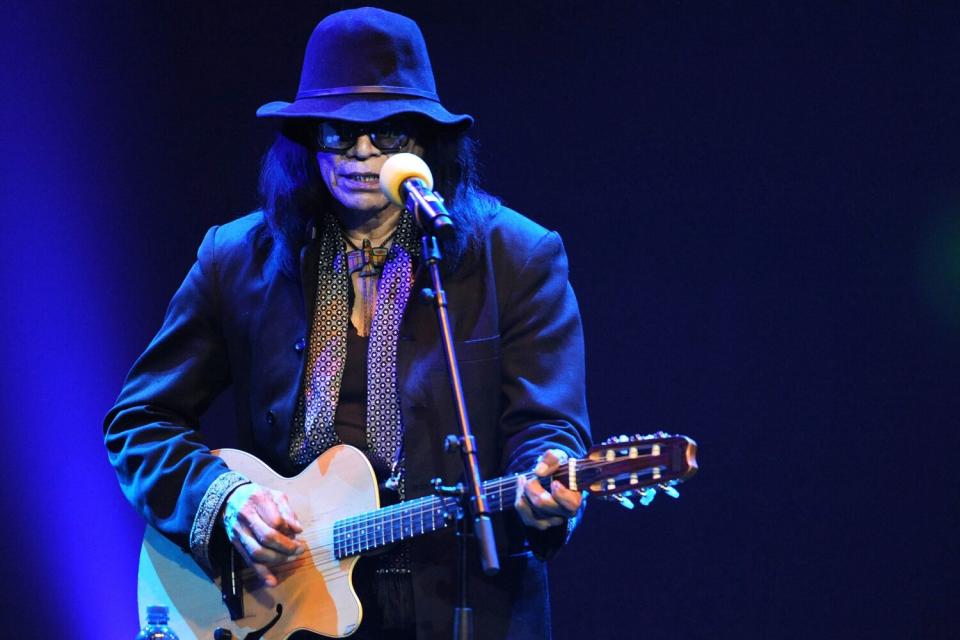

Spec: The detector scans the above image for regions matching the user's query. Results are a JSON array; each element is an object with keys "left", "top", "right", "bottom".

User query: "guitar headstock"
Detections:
[{"left": 570, "top": 432, "right": 697, "bottom": 507}]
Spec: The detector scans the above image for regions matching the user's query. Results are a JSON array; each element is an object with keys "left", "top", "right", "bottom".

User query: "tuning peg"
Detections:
[
  {"left": 639, "top": 488, "right": 657, "bottom": 506},
  {"left": 636, "top": 430, "right": 672, "bottom": 439},
  {"left": 612, "top": 494, "right": 635, "bottom": 510},
  {"left": 658, "top": 483, "right": 680, "bottom": 499}
]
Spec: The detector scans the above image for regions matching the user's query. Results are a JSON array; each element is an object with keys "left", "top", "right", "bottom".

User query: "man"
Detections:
[{"left": 105, "top": 8, "right": 590, "bottom": 639}]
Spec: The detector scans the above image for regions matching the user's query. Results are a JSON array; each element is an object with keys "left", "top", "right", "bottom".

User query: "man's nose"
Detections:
[{"left": 348, "top": 134, "right": 380, "bottom": 159}]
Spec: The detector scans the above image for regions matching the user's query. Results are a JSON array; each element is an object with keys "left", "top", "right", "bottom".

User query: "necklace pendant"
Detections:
[{"left": 370, "top": 246, "right": 389, "bottom": 270}]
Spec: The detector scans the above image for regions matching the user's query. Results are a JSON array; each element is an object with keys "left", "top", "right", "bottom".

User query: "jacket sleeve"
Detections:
[
  {"left": 104, "top": 225, "right": 249, "bottom": 572},
  {"left": 498, "top": 229, "right": 592, "bottom": 558}
]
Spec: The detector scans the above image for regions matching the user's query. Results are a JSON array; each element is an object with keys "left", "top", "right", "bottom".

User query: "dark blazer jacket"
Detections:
[{"left": 105, "top": 204, "right": 591, "bottom": 639}]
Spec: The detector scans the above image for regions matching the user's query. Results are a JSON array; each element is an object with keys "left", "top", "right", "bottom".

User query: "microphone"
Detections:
[{"left": 380, "top": 153, "right": 455, "bottom": 241}]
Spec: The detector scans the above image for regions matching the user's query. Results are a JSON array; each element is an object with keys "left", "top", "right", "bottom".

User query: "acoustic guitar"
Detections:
[{"left": 138, "top": 433, "right": 697, "bottom": 639}]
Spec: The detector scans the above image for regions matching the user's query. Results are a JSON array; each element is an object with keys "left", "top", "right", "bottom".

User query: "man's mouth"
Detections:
[{"left": 341, "top": 172, "right": 379, "bottom": 184}]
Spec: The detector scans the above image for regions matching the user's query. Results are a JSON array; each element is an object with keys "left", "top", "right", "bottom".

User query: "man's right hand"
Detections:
[{"left": 221, "top": 483, "right": 305, "bottom": 587}]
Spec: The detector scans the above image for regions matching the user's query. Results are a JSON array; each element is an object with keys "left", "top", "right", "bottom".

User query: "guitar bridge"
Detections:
[{"left": 221, "top": 547, "right": 244, "bottom": 621}]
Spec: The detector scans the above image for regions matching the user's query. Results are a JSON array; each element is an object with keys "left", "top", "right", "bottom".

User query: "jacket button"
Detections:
[
  {"left": 265, "top": 410, "right": 275, "bottom": 426},
  {"left": 294, "top": 337, "right": 306, "bottom": 352}
]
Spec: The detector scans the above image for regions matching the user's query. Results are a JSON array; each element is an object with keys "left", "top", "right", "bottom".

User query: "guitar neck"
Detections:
[
  {"left": 331, "top": 435, "right": 695, "bottom": 559},
  {"left": 332, "top": 474, "right": 524, "bottom": 559}
]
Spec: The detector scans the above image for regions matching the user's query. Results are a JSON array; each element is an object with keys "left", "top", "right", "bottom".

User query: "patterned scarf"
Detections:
[{"left": 289, "top": 211, "right": 420, "bottom": 486}]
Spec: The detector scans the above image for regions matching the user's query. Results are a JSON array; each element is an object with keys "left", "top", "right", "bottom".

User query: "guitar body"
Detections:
[
  {"left": 138, "top": 445, "right": 379, "bottom": 639},
  {"left": 136, "top": 433, "right": 698, "bottom": 639}
]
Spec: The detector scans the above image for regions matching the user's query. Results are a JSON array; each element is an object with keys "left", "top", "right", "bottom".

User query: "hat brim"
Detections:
[{"left": 256, "top": 94, "right": 473, "bottom": 129}]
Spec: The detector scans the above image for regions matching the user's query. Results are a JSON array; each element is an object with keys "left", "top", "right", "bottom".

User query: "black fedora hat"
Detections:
[{"left": 256, "top": 7, "right": 473, "bottom": 128}]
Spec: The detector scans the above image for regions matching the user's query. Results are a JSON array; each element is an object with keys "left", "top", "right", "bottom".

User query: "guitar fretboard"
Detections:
[
  {"left": 330, "top": 437, "right": 688, "bottom": 558},
  {"left": 332, "top": 474, "right": 522, "bottom": 559}
]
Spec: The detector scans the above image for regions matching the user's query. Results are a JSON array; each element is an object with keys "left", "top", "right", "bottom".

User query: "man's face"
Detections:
[{"left": 314, "top": 119, "right": 424, "bottom": 215}]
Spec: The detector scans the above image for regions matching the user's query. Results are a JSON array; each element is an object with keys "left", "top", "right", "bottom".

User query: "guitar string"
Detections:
[
  {"left": 293, "top": 473, "right": 524, "bottom": 532},
  {"left": 240, "top": 487, "right": 517, "bottom": 582},
  {"left": 231, "top": 486, "right": 520, "bottom": 582},
  {"left": 318, "top": 454, "right": 668, "bottom": 532},
  {"left": 237, "top": 506, "right": 491, "bottom": 583},
  {"left": 325, "top": 457, "right": 668, "bottom": 534},
  {"left": 224, "top": 449, "right": 678, "bottom": 582},
  {"left": 235, "top": 511, "right": 454, "bottom": 583},
  {"left": 235, "top": 477, "right": 663, "bottom": 587},
  {"left": 229, "top": 461, "right": 673, "bottom": 583},
  {"left": 270, "top": 459, "right": 667, "bottom": 551},
  {"left": 318, "top": 450, "right": 670, "bottom": 524}
]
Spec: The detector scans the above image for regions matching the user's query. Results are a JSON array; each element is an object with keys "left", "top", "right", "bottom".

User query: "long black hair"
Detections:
[{"left": 258, "top": 117, "right": 497, "bottom": 275}]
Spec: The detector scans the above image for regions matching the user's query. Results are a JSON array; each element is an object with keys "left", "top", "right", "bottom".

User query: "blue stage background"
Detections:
[{"left": 1, "top": 2, "right": 957, "bottom": 637}]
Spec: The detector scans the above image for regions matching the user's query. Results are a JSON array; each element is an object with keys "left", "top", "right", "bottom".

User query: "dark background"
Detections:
[{"left": 1, "top": 1, "right": 957, "bottom": 637}]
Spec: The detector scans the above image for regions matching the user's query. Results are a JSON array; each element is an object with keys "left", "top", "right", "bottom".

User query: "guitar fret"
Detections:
[
  {"left": 333, "top": 521, "right": 339, "bottom": 557},
  {"left": 334, "top": 475, "right": 520, "bottom": 559}
]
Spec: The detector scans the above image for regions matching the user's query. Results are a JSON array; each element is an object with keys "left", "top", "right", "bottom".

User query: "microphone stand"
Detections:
[{"left": 419, "top": 234, "right": 500, "bottom": 640}]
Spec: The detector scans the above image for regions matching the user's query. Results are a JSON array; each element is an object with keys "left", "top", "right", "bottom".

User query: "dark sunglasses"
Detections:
[{"left": 314, "top": 119, "right": 417, "bottom": 153}]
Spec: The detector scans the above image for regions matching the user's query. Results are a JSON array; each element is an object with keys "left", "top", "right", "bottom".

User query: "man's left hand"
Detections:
[{"left": 514, "top": 449, "right": 582, "bottom": 531}]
